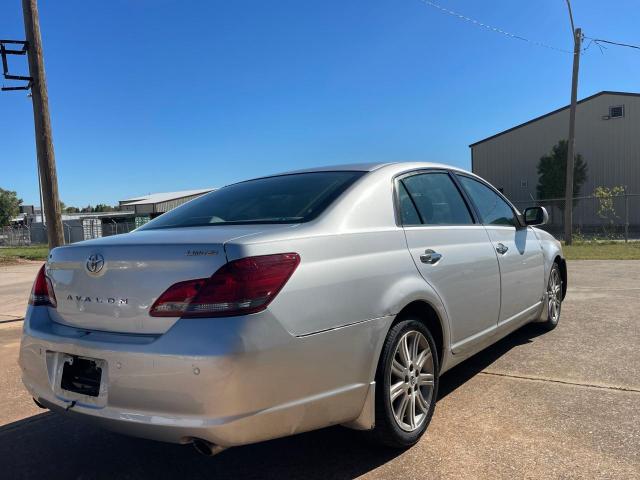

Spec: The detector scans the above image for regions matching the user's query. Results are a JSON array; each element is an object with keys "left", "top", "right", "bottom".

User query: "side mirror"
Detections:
[{"left": 523, "top": 206, "right": 548, "bottom": 226}]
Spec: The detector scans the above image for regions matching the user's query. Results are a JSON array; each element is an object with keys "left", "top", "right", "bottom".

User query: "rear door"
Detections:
[
  {"left": 456, "top": 174, "right": 545, "bottom": 325},
  {"left": 398, "top": 171, "right": 501, "bottom": 351}
]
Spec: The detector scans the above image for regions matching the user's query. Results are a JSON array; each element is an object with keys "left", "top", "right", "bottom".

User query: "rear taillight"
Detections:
[
  {"left": 149, "top": 253, "right": 300, "bottom": 318},
  {"left": 29, "top": 264, "right": 57, "bottom": 308}
]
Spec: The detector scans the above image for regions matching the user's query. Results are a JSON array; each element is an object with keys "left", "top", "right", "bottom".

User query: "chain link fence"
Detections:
[
  {"left": 2, "top": 195, "right": 639, "bottom": 246},
  {"left": 1, "top": 221, "right": 137, "bottom": 247},
  {"left": 0, "top": 225, "right": 32, "bottom": 246},
  {"left": 513, "top": 193, "right": 640, "bottom": 241}
]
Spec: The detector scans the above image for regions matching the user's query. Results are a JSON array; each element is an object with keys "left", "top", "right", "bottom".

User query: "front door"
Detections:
[
  {"left": 456, "top": 175, "right": 545, "bottom": 325},
  {"left": 398, "top": 171, "right": 501, "bottom": 351}
]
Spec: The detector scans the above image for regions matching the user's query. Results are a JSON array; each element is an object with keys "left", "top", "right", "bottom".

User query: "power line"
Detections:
[
  {"left": 415, "top": 1, "right": 640, "bottom": 57},
  {"left": 584, "top": 37, "right": 640, "bottom": 51},
  {"left": 416, "top": 0, "right": 573, "bottom": 54}
]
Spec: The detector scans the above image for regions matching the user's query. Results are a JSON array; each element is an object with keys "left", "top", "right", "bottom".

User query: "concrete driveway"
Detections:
[
  {"left": 0, "top": 261, "right": 42, "bottom": 322},
  {"left": 0, "top": 260, "right": 638, "bottom": 479}
]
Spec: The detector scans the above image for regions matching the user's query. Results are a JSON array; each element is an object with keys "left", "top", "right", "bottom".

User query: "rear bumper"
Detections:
[{"left": 19, "top": 306, "right": 391, "bottom": 447}]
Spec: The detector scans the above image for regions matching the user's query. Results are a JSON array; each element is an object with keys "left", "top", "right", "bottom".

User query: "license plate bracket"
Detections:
[{"left": 61, "top": 356, "right": 103, "bottom": 397}]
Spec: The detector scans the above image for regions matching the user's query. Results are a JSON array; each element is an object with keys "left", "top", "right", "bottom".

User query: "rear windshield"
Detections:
[{"left": 140, "top": 171, "right": 365, "bottom": 229}]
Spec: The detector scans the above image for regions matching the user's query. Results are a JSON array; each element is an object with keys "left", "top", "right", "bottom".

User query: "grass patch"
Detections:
[
  {"left": 0, "top": 245, "right": 49, "bottom": 263},
  {"left": 562, "top": 241, "right": 640, "bottom": 260}
]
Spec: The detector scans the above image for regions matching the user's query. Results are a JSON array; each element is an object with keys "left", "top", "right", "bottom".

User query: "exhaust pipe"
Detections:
[{"left": 192, "top": 438, "right": 226, "bottom": 457}]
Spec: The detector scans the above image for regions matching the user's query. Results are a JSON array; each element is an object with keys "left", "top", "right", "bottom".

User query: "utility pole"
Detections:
[
  {"left": 22, "top": 0, "right": 64, "bottom": 248},
  {"left": 563, "top": 1, "right": 581, "bottom": 245}
]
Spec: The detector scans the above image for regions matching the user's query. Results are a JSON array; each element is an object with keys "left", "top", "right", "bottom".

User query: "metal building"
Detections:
[
  {"left": 3, "top": 189, "right": 217, "bottom": 247},
  {"left": 470, "top": 91, "right": 640, "bottom": 235},
  {"left": 118, "top": 188, "right": 215, "bottom": 226}
]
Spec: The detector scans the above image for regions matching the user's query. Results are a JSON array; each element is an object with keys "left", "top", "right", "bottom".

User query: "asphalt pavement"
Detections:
[{"left": 0, "top": 260, "right": 638, "bottom": 479}]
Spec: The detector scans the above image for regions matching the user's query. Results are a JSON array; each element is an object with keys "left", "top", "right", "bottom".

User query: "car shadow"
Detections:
[
  {"left": 0, "top": 324, "right": 545, "bottom": 480},
  {"left": 438, "top": 322, "right": 546, "bottom": 399}
]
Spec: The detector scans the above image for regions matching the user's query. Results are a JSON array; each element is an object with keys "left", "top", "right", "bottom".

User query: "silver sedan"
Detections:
[{"left": 19, "top": 162, "right": 566, "bottom": 455}]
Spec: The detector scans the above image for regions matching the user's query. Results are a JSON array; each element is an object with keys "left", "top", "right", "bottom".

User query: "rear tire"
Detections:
[
  {"left": 368, "top": 319, "right": 439, "bottom": 448},
  {"left": 539, "top": 262, "right": 563, "bottom": 331}
]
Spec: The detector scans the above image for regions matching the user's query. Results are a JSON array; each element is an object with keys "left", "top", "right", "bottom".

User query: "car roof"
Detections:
[
  {"left": 226, "top": 162, "right": 473, "bottom": 188},
  {"left": 276, "top": 162, "right": 391, "bottom": 174},
  {"left": 274, "top": 161, "right": 470, "bottom": 175}
]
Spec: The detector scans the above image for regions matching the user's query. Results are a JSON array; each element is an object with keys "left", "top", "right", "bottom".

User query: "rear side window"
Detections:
[
  {"left": 140, "top": 171, "right": 364, "bottom": 229},
  {"left": 398, "top": 182, "right": 421, "bottom": 225},
  {"left": 457, "top": 175, "right": 516, "bottom": 227},
  {"left": 400, "top": 173, "right": 474, "bottom": 225}
]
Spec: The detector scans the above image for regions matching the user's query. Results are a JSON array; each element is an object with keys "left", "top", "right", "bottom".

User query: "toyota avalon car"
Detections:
[{"left": 19, "top": 162, "right": 566, "bottom": 455}]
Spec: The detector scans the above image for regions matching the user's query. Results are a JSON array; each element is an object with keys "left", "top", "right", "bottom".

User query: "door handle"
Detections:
[
  {"left": 496, "top": 243, "right": 509, "bottom": 255},
  {"left": 420, "top": 249, "right": 442, "bottom": 264}
]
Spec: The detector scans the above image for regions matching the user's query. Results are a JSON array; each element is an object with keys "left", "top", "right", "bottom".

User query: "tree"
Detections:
[
  {"left": 536, "top": 140, "right": 588, "bottom": 210},
  {"left": 0, "top": 188, "right": 23, "bottom": 226},
  {"left": 93, "top": 203, "right": 114, "bottom": 212},
  {"left": 594, "top": 185, "right": 626, "bottom": 238},
  {"left": 77, "top": 204, "right": 117, "bottom": 213},
  {"left": 57, "top": 200, "right": 81, "bottom": 214}
]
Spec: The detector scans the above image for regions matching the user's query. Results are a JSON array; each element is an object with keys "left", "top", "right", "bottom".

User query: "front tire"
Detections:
[
  {"left": 540, "top": 262, "right": 563, "bottom": 331},
  {"left": 369, "top": 320, "right": 439, "bottom": 448}
]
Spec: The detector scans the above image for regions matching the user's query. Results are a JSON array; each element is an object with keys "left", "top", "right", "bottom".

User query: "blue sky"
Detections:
[{"left": 1, "top": 0, "right": 638, "bottom": 207}]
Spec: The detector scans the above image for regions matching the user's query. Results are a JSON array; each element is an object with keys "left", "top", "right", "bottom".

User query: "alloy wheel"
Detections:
[
  {"left": 548, "top": 267, "right": 562, "bottom": 324},
  {"left": 389, "top": 330, "right": 435, "bottom": 432}
]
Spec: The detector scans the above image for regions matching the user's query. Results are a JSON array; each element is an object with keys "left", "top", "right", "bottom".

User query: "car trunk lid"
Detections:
[{"left": 46, "top": 225, "right": 286, "bottom": 334}]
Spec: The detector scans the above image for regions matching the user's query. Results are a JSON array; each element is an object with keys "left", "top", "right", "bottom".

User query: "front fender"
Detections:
[
  {"left": 533, "top": 227, "right": 566, "bottom": 295},
  {"left": 532, "top": 228, "right": 567, "bottom": 324}
]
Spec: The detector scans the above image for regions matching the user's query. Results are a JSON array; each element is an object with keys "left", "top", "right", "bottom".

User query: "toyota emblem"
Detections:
[{"left": 86, "top": 253, "right": 105, "bottom": 274}]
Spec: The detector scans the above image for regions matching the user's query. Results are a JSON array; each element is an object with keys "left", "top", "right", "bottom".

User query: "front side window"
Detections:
[
  {"left": 400, "top": 173, "right": 474, "bottom": 225},
  {"left": 140, "top": 171, "right": 364, "bottom": 229},
  {"left": 457, "top": 175, "right": 516, "bottom": 227}
]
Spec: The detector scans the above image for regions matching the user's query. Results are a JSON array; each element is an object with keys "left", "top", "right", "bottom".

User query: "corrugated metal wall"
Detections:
[
  {"left": 154, "top": 194, "right": 206, "bottom": 213},
  {"left": 471, "top": 93, "right": 640, "bottom": 203}
]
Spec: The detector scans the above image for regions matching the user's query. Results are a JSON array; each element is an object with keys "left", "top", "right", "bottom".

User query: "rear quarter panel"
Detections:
[{"left": 224, "top": 230, "right": 449, "bottom": 338}]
